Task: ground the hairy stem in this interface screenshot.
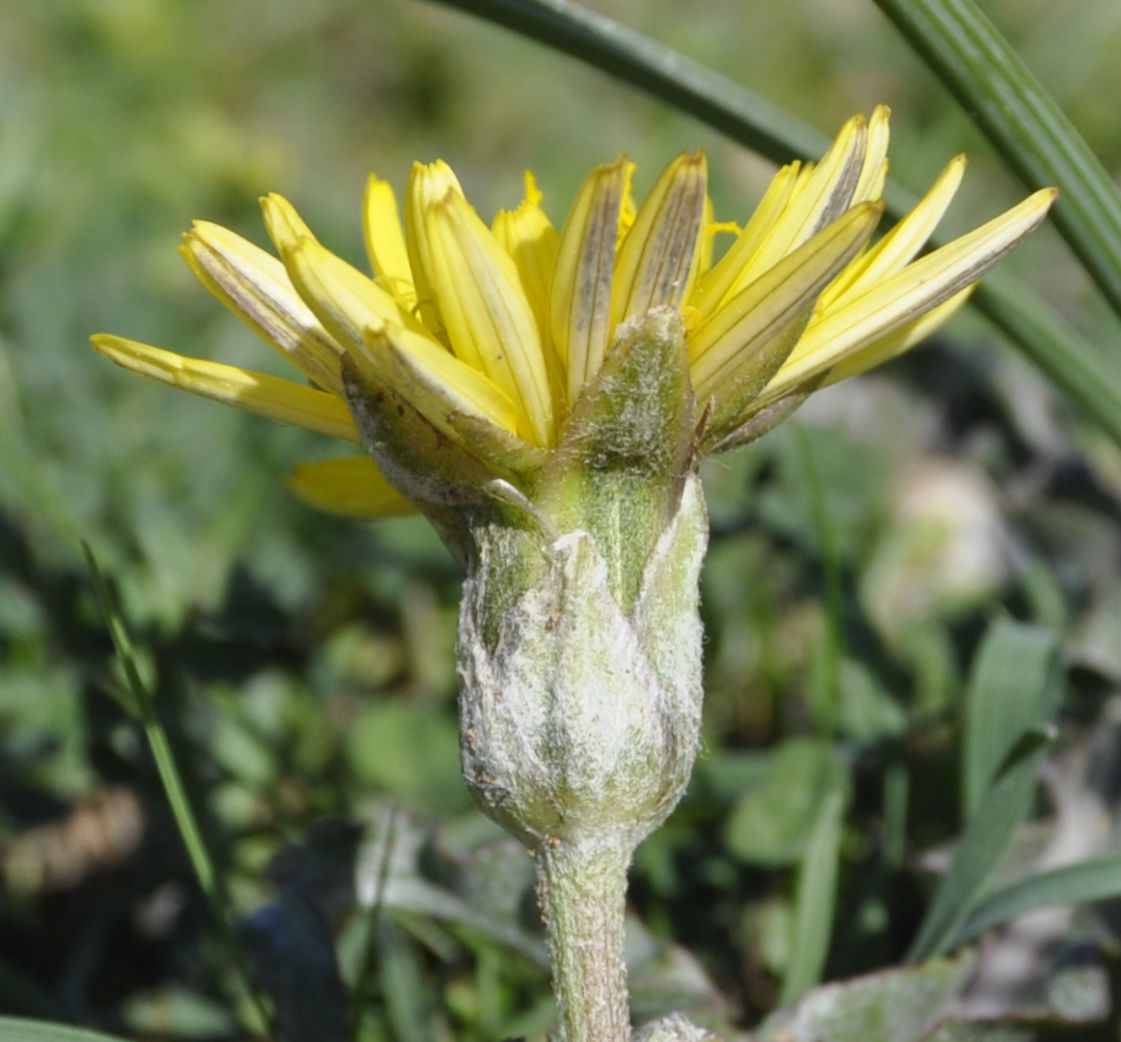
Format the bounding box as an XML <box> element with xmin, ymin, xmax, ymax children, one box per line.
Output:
<box><xmin>536</xmin><ymin>837</ymin><xmax>632</xmax><ymax>1042</ymax></box>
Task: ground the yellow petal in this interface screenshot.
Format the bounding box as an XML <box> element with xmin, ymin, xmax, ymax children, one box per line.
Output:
<box><xmin>91</xmin><ymin>334</ymin><xmax>360</xmax><ymax>442</ymax></box>
<box><xmin>423</xmin><ymin>189</ymin><xmax>554</xmax><ymax>445</ymax></box>
<box><xmin>181</xmin><ymin>221</ymin><xmax>344</xmax><ymax>395</ymax></box>
<box><xmin>259</xmin><ymin>191</ymin><xmax>315</xmax><ymax>249</ymax></box>
<box><xmin>492</xmin><ymin>174</ymin><xmax>560</xmax><ymax>341</ymax></box>
<box><xmin>689</xmin><ymin>160</ymin><xmax>802</xmax><ymax>320</ymax></box>
<box><xmin>280</xmin><ymin>235</ymin><xmax>424</xmax><ymax>356</ymax></box>
<box><xmin>852</xmin><ymin>104</ymin><xmax>892</xmax><ymax>204</ymax></box>
<box><xmin>823</xmin><ymin>286</ymin><xmax>974</xmax><ymax>386</ymax></box>
<box><xmin>611</xmin><ymin>151</ymin><xmax>708</xmax><ymax>329</ymax></box>
<box><xmin>766</xmin><ymin>187</ymin><xmax>1058</xmax><ymax>399</ymax></box>
<box><xmin>689</xmin><ymin>201</ymin><xmax>884</xmax><ymax>397</ymax></box>
<box><xmin>820</xmin><ymin>155</ymin><xmax>965</xmax><ymax>308</ymax></box>
<box><xmin>618</xmin><ymin>161</ymin><xmax>637</xmax><ymax>239</ymax></box>
<box><xmin>287</xmin><ymin>456</ymin><xmax>416</xmax><ymax>518</ymax></box>
<box><xmin>364</xmin><ymin>321</ymin><xmax>521</xmax><ymax>444</ymax></box>
<box><xmin>363</xmin><ymin>174</ymin><xmax>416</xmax><ymax>308</ymax></box>
<box><xmin>550</xmin><ymin>158</ymin><xmax>628</xmax><ymax>404</ymax></box>
<box><xmin>747</xmin><ymin>113</ymin><xmax>871</xmax><ymax>273</ymax></box>
<box><xmin>405</xmin><ymin>159</ymin><xmax>464</xmax><ymax>339</ymax></box>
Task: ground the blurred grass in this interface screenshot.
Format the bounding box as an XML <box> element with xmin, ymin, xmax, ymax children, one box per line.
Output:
<box><xmin>3</xmin><ymin>1</ymin><xmax>1121</xmax><ymax>1039</ymax></box>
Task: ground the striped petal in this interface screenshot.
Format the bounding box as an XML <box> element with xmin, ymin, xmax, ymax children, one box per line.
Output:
<box><xmin>405</xmin><ymin>160</ymin><xmax>464</xmax><ymax>339</ymax></box>
<box><xmin>91</xmin><ymin>334</ymin><xmax>359</xmax><ymax>441</ymax></box>
<box><xmin>181</xmin><ymin>221</ymin><xmax>344</xmax><ymax>395</ymax></box>
<box><xmin>278</xmin><ymin>234</ymin><xmax>424</xmax><ymax>356</ymax></box>
<box><xmin>287</xmin><ymin>456</ymin><xmax>416</xmax><ymax>518</ymax></box>
<box><xmin>550</xmin><ymin>158</ymin><xmax>629</xmax><ymax>404</ymax></box>
<box><xmin>421</xmin><ymin>187</ymin><xmax>554</xmax><ymax>445</ymax></box>
<box><xmin>820</xmin><ymin>155</ymin><xmax>966</xmax><ymax>308</ymax></box>
<box><xmin>689</xmin><ymin>161</ymin><xmax>802</xmax><ymax>320</ymax></box>
<box><xmin>363</xmin><ymin>321</ymin><xmax>521</xmax><ymax>445</ymax></box>
<box><xmin>689</xmin><ymin>201</ymin><xmax>884</xmax><ymax>396</ymax></box>
<box><xmin>611</xmin><ymin>151</ymin><xmax>707</xmax><ymax>330</ymax></box>
<box><xmin>852</xmin><ymin>104</ymin><xmax>892</xmax><ymax>204</ymax></box>
<box><xmin>764</xmin><ymin>188</ymin><xmax>1058</xmax><ymax>400</ymax></box>
<box><xmin>823</xmin><ymin>286</ymin><xmax>974</xmax><ymax>386</ymax></box>
<box><xmin>746</xmin><ymin>112</ymin><xmax>871</xmax><ymax>274</ymax></box>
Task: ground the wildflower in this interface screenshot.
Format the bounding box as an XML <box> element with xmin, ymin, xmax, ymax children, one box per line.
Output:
<box><xmin>92</xmin><ymin>109</ymin><xmax>1056</xmax><ymax>1042</ymax></box>
<box><xmin>93</xmin><ymin>106</ymin><xmax>1055</xmax><ymax>521</ymax></box>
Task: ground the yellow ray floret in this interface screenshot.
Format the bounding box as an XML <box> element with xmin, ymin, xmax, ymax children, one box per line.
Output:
<box><xmin>611</xmin><ymin>151</ymin><xmax>708</xmax><ymax>329</ymax></box>
<box><xmin>550</xmin><ymin>158</ymin><xmax>629</xmax><ymax>404</ymax></box>
<box><xmin>181</xmin><ymin>221</ymin><xmax>344</xmax><ymax>395</ymax></box>
<box><xmin>363</xmin><ymin>174</ymin><xmax>417</xmax><ymax>308</ymax></box>
<box><xmin>95</xmin><ymin>107</ymin><xmax>1057</xmax><ymax>518</ymax></box>
<box><xmin>287</xmin><ymin>456</ymin><xmax>416</xmax><ymax>518</ymax></box>
<box><xmin>91</xmin><ymin>334</ymin><xmax>360</xmax><ymax>442</ymax></box>
<box><xmin>766</xmin><ymin>187</ymin><xmax>1057</xmax><ymax>400</ymax></box>
<box><xmin>419</xmin><ymin>189</ymin><xmax>554</xmax><ymax>445</ymax></box>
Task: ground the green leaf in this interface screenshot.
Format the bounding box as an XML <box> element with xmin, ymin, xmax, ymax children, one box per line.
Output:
<box><xmin>780</xmin><ymin>789</ymin><xmax>846</xmax><ymax>1006</ymax></box>
<box><xmin>907</xmin><ymin>728</ymin><xmax>1055</xmax><ymax>963</ymax></box>
<box><xmin>0</xmin><ymin>1019</ymin><xmax>133</xmax><ymax>1042</ymax></box>
<box><xmin>908</xmin><ymin>619</ymin><xmax>1062</xmax><ymax>961</ymax></box>
<box><xmin>962</xmin><ymin>621</ymin><xmax>1061</xmax><ymax>819</ymax></box>
<box><xmin>724</xmin><ymin>738</ymin><xmax>848</xmax><ymax>866</ymax></box>
<box><xmin>756</xmin><ymin>952</ymin><xmax>975</xmax><ymax>1042</ymax></box>
<box><xmin>955</xmin><ymin>852</ymin><xmax>1121</xmax><ymax>946</ymax></box>
<box><xmin>427</xmin><ymin>0</ymin><xmax>1121</xmax><ymax>447</ymax></box>
<box><xmin>870</xmin><ymin>0</ymin><xmax>1121</xmax><ymax>325</ymax></box>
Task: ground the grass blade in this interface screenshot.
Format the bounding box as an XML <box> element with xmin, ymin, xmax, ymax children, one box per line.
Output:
<box><xmin>871</xmin><ymin>0</ymin><xmax>1121</xmax><ymax>324</ymax></box>
<box><xmin>426</xmin><ymin>0</ymin><xmax>1121</xmax><ymax>446</ymax></box>
<box><xmin>82</xmin><ymin>542</ymin><xmax>273</xmax><ymax>1037</ymax></box>
<box><xmin>954</xmin><ymin>853</ymin><xmax>1121</xmax><ymax>946</ymax></box>
<box><xmin>780</xmin><ymin>789</ymin><xmax>845</xmax><ymax>1006</ymax></box>
<box><xmin>962</xmin><ymin>620</ymin><xmax>1060</xmax><ymax>819</ymax></box>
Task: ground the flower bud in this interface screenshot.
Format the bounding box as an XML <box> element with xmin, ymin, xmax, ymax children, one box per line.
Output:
<box><xmin>458</xmin><ymin>471</ymin><xmax>706</xmax><ymax>844</ymax></box>
<box><xmin>447</xmin><ymin>310</ymin><xmax>708</xmax><ymax>846</ymax></box>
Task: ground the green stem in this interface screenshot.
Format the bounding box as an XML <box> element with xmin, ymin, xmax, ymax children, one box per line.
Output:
<box><xmin>871</xmin><ymin>0</ymin><xmax>1121</xmax><ymax>324</ymax></box>
<box><xmin>536</xmin><ymin>838</ymin><xmax>631</xmax><ymax>1042</ymax></box>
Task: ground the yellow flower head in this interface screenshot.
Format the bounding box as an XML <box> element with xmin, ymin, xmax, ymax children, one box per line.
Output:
<box><xmin>93</xmin><ymin>107</ymin><xmax>1055</xmax><ymax>519</ymax></box>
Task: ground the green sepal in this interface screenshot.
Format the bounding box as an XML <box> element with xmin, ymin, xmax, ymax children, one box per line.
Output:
<box><xmin>342</xmin><ymin>360</ymin><xmax>545</xmax><ymax>559</ymax></box>
<box><xmin>707</xmin><ymin>376</ymin><xmax>824</xmax><ymax>453</ymax></box>
<box><xmin>540</xmin><ymin>306</ymin><xmax>696</xmax><ymax>610</ymax></box>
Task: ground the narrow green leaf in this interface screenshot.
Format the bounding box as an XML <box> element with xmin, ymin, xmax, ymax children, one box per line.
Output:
<box><xmin>906</xmin><ymin>727</ymin><xmax>1055</xmax><ymax>963</ymax></box>
<box><xmin>425</xmin><ymin>0</ymin><xmax>1121</xmax><ymax>446</ymax></box>
<box><xmin>871</xmin><ymin>0</ymin><xmax>1121</xmax><ymax>324</ymax></box>
<box><xmin>0</xmin><ymin>1019</ymin><xmax>133</xmax><ymax>1042</ymax></box>
<box><xmin>910</xmin><ymin>619</ymin><xmax>1062</xmax><ymax>962</ymax></box>
<box><xmin>955</xmin><ymin>853</ymin><xmax>1121</xmax><ymax>947</ymax></box>
<box><xmin>962</xmin><ymin>620</ymin><xmax>1060</xmax><ymax>819</ymax></box>
<box><xmin>82</xmin><ymin>543</ymin><xmax>272</xmax><ymax>1038</ymax></box>
<box><xmin>780</xmin><ymin>790</ymin><xmax>845</xmax><ymax>1006</ymax></box>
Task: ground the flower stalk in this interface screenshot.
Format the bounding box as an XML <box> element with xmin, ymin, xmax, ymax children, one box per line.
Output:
<box><xmin>537</xmin><ymin>838</ymin><xmax>632</xmax><ymax>1042</ymax></box>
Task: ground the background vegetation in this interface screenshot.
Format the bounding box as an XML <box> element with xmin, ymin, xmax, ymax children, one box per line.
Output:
<box><xmin>2</xmin><ymin>1</ymin><xmax>1121</xmax><ymax>1039</ymax></box>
